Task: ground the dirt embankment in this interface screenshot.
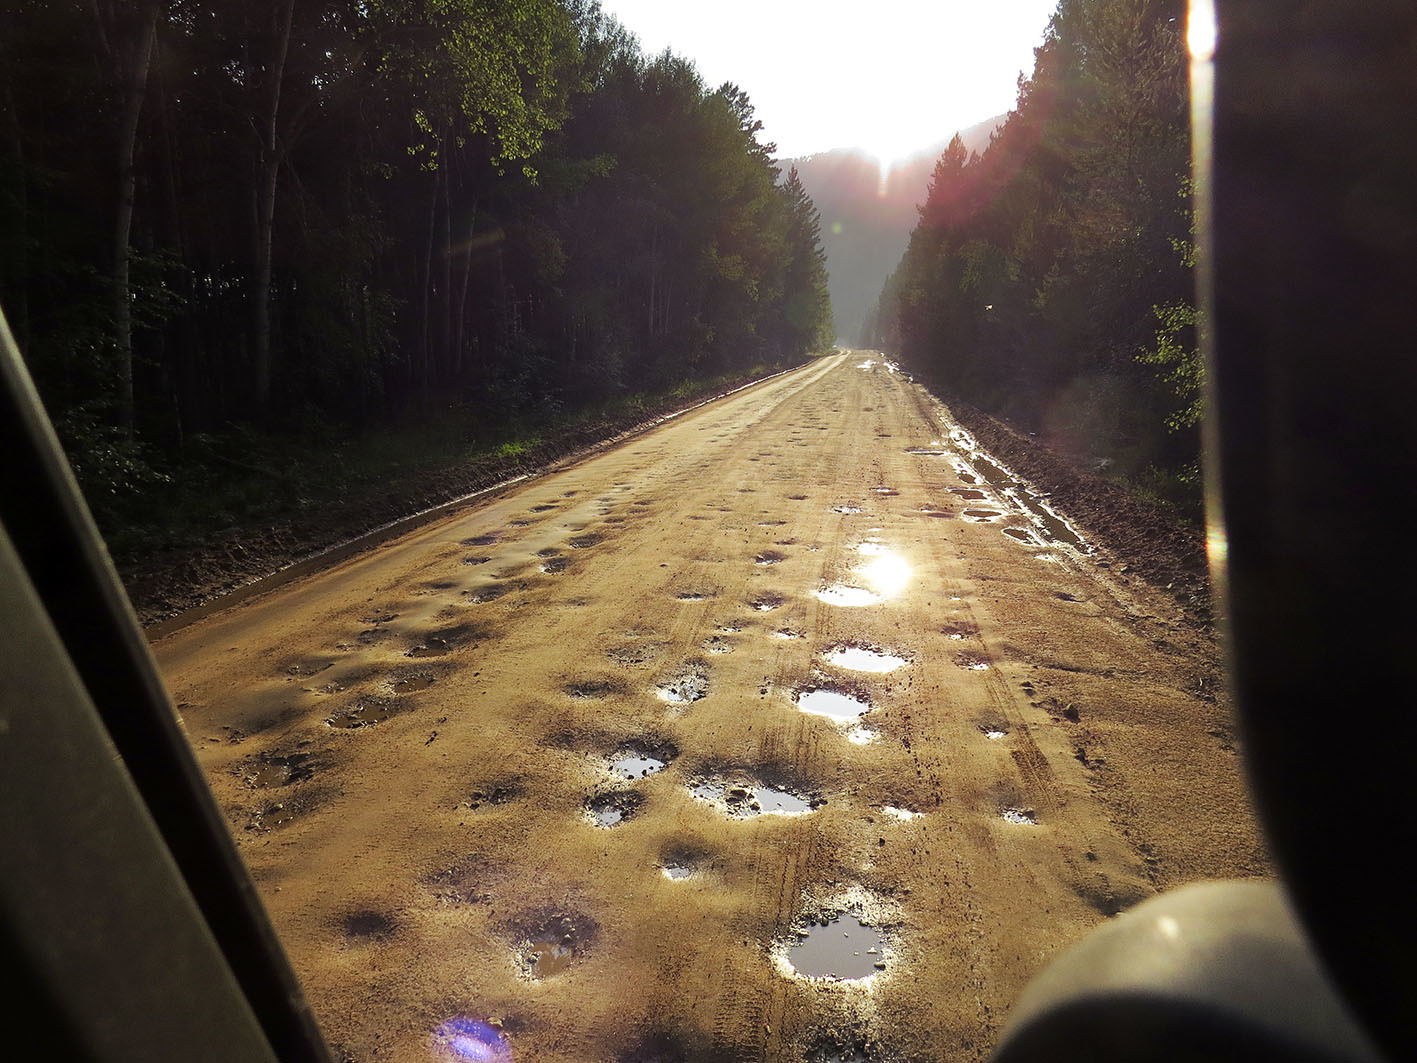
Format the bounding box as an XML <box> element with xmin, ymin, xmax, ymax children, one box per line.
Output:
<box><xmin>941</xmin><ymin>397</ymin><xmax>1213</xmax><ymax>626</ymax></box>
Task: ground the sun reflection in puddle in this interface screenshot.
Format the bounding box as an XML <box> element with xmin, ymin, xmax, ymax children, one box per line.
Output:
<box><xmin>432</xmin><ymin>1018</ymin><xmax>512</xmax><ymax>1062</ymax></box>
<box><xmin>815</xmin><ymin>584</ymin><xmax>882</xmax><ymax>607</ymax></box>
<box><xmin>823</xmin><ymin>645</ymin><xmax>907</xmax><ymax>673</ymax></box>
<box><xmin>856</xmin><ymin>552</ymin><xmax>911</xmax><ymax>598</ymax></box>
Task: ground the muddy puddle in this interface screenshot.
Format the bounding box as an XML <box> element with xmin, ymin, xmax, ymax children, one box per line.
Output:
<box><xmin>831</xmin><ymin>504</ymin><xmax>863</xmax><ymax>514</ymax></box>
<box><xmin>822</xmin><ymin>645</ymin><xmax>907</xmax><ymax>674</ymax></box>
<box><xmin>521</xmin><ymin>914</ymin><xmax>592</xmax><ymax>978</ymax></box>
<box><xmin>751</xmin><ymin>593</ymin><xmax>786</xmax><ymax>612</ymax></box>
<box><xmin>1001</xmin><ymin>807</ymin><xmax>1037</xmax><ymax>825</ymax></box>
<box><xmin>327</xmin><ymin>696</ymin><xmax>399</xmax><ymax>728</ymax></box>
<box><xmin>788</xmin><ymin>912</ymin><xmax>888</xmax><ymax>980</ymax></box>
<box><xmin>691</xmin><ymin>778</ymin><xmax>819</xmax><ymax>817</ymax></box>
<box><xmin>964</xmin><ymin>508</ymin><xmax>1003</xmax><ymax>521</ymax></box>
<box><xmin>796</xmin><ymin>687</ymin><xmax>871</xmax><ymax>722</ymax></box>
<box><xmin>754</xmin><ymin>550</ymin><xmax>786</xmax><ymax>565</ymax></box>
<box><xmin>660</xmin><ymin>864</ymin><xmax>694</xmax><ymax>880</ymax></box>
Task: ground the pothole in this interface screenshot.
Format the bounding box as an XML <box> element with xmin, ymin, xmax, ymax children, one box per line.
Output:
<box><xmin>569</xmin><ymin>533</ymin><xmax>603</xmax><ymax>549</ymax></box>
<box><xmin>755</xmin><ymin>551</ymin><xmax>786</xmax><ymax>565</ymax></box>
<box><xmin>462</xmin><ymin>779</ymin><xmax>524</xmax><ymax>810</ymax></box>
<box><xmin>520</xmin><ymin>914</ymin><xmax>594</xmax><ymax>978</ymax></box>
<box><xmin>964</xmin><ymin>508</ymin><xmax>1003</xmax><ymax>521</ymax></box>
<box><xmin>956</xmin><ymin>653</ymin><xmax>991</xmax><ymax>671</ymax></box>
<box><xmin>657</xmin><ymin>669</ymin><xmax>709</xmax><ymax>704</ymax></box>
<box><xmin>566</xmin><ymin>679</ymin><xmax>625</xmax><ymax>700</ymax></box>
<box><xmin>822</xmin><ymin>645</ymin><xmax>907</xmax><ymax>673</ymax></box>
<box><xmin>463</xmin><ymin>584</ymin><xmax>508</xmax><ymax>604</ymax></box>
<box><xmin>462</xmin><ymin>534</ymin><xmax>500</xmax><ymax>546</ymax></box>
<box><xmin>242</xmin><ymin>752</ymin><xmax>315</xmax><ymax>788</ymax></box>
<box><xmin>786</xmin><ymin>911</ymin><xmax>888</xmax><ymax>981</ymax></box>
<box><xmin>690</xmin><ymin>777</ymin><xmax>820</xmax><ymax>817</ymax></box>
<box><xmin>751</xmin><ymin>593</ymin><xmax>786</xmax><ymax>612</ymax></box>
<box><xmin>950</xmin><ymin>488</ymin><xmax>988</xmax><ymax>500</ymax></box>
<box><xmin>814</xmin><ymin>584</ymin><xmax>882</xmax><ymax>607</ymax></box>
<box><xmin>343</xmin><ymin>910</ymin><xmax>398</xmax><ymax>942</ymax></box>
<box><xmin>610</xmin><ymin>746</ymin><xmax>673</xmax><ymax>779</ymax></box>
<box><xmin>771</xmin><ymin>627</ymin><xmax>805</xmax><ymax>640</ymax></box>
<box><xmin>702</xmin><ymin>635</ymin><xmax>734</xmax><ymax>655</ymax></box>
<box><xmin>1001</xmin><ymin>807</ymin><xmax>1037</xmax><ymax>825</ymax></box>
<box><xmin>407</xmin><ymin>624</ymin><xmax>483</xmax><ymax>658</ymax></box>
<box><xmin>872</xmin><ymin>488</ymin><xmax>899</xmax><ymax>496</ymax></box>
<box><xmin>831</xmin><ymin>504</ymin><xmax>863</xmax><ymax>515</ymax></box>
<box><xmin>881</xmin><ymin>806</ymin><xmax>923</xmax><ymax>821</ymax></box>
<box><xmin>462</xmin><ymin>555</ymin><xmax>491</xmax><ymax>565</ymax></box>
<box><xmin>1003</xmin><ymin>528</ymin><xmax>1037</xmax><ymax>544</ymax></box>
<box><xmin>541</xmin><ymin>556</ymin><xmax>569</xmax><ymax>573</ymax></box>
<box><xmin>676</xmin><ymin>591</ymin><xmax>713</xmax><ymax>602</ymax></box>
<box><xmin>796</xmin><ymin>687</ymin><xmax>871</xmax><ymax>722</ymax></box>
<box><xmin>586</xmin><ymin>790</ymin><xmax>645</xmax><ymax>828</ymax></box>
<box><xmin>661</xmin><ymin>864</ymin><xmax>694</xmax><ymax>880</ymax></box>
<box><xmin>607</xmin><ymin>642</ymin><xmax>662</xmax><ymax>666</ymax></box>
<box><xmin>327</xmin><ymin>695</ymin><xmax>399</xmax><ymax>728</ymax></box>
<box><xmin>846</xmin><ymin>728</ymin><xmax>879</xmax><ymax>745</ymax></box>
<box><xmin>982</xmin><ymin>728</ymin><xmax>1009</xmax><ymax>740</ymax></box>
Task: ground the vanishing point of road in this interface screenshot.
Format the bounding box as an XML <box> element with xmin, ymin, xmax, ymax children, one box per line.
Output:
<box><xmin>154</xmin><ymin>352</ymin><xmax>1267</xmax><ymax>1062</ymax></box>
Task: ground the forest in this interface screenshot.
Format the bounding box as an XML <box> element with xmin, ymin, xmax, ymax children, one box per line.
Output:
<box><xmin>0</xmin><ymin>0</ymin><xmax>832</xmax><ymax>539</ymax></box>
<box><xmin>865</xmin><ymin>0</ymin><xmax>1200</xmax><ymax>508</ymax></box>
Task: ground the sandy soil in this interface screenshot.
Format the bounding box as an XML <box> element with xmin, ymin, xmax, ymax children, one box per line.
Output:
<box><xmin>153</xmin><ymin>353</ymin><xmax>1269</xmax><ymax>1063</ymax></box>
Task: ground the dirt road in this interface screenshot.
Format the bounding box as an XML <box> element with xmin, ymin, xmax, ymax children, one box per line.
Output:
<box><xmin>154</xmin><ymin>353</ymin><xmax>1268</xmax><ymax>1063</ymax></box>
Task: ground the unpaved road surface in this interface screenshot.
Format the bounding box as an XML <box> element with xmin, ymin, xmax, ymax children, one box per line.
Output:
<box><xmin>155</xmin><ymin>353</ymin><xmax>1268</xmax><ymax>1063</ymax></box>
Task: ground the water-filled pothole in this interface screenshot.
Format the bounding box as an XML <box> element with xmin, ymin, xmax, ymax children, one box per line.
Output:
<box><xmin>1003</xmin><ymin>528</ymin><xmax>1037</xmax><ymax>544</ymax></box>
<box><xmin>702</xmin><ymin>635</ymin><xmax>734</xmax><ymax>655</ymax></box>
<box><xmin>823</xmin><ymin>645</ymin><xmax>906</xmax><ymax>673</ymax></box>
<box><xmin>691</xmin><ymin>778</ymin><xmax>819</xmax><ymax>817</ymax></box>
<box><xmin>327</xmin><ymin>696</ymin><xmax>399</xmax><ymax>728</ymax></box>
<box><xmin>950</xmin><ymin>488</ymin><xmax>988</xmax><ymax>500</ymax></box>
<box><xmin>541</xmin><ymin>556</ymin><xmax>569</xmax><ymax>573</ymax></box>
<box><xmin>570</xmin><ymin>533</ymin><xmax>603</xmax><ymax>549</ymax></box>
<box><xmin>521</xmin><ymin>914</ymin><xmax>593</xmax><ymax>978</ymax></box>
<box><xmin>462</xmin><ymin>533</ymin><xmax>500</xmax><ymax>546</ymax></box>
<box><xmin>796</xmin><ymin>687</ymin><xmax>871</xmax><ymax>721</ymax></box>
<box><xmin>751</xmin><ymin>593</ymin><xmax>786</xmax><ymax>612</ymax></box>
<box><xmin>815</xmin><ymin>584</ymin><xmax>882</xmax><ymax>607</ymax></box>
<box><xmin>566</xmin><ymin>679</ymin><xmax>624</xmax><ymax>700</ymax></box>
<box><xmin>661</xmin><ymin>864</ymin><xmax>694</xmax><ymax>880</ymax></box>
<box><xmin>432</xmin><ymin>1018</ymin><xmax>512</xmax><ymax>1062</ymax></box>
<box><xmin>964</xmin><ymin>508</ymin><xmax>1003</xmax><ymax>521</ymax></box>
<box><xmin>789</xmin><ymin>912</ymin><xmax>887</xmax><ymax>980</ymax></box>
<box><xmin>611</xmin><ymin>748</ymin><xmax>671</xmax><ymax>779</ymax></box>
<box><xmin>462</xmin><ymin>555</ymin><xmax>491</xmax><ymax>566</ymax></box>
<box><xmin>586</xmin><ymin>790</ymin><xmax>644</xmax><ymax>828</ymax></box>
<box><xmin>1001</xmin><ymin>807</ymin><xmax>1037</xmax><ymax>825</ymax></box>
<box><xmin>755</xmin><ymin>551</ymin><xmax>786</xmax><ymax>565</ymax></box>
<box><xmin>831</xmin><ymin>504</ymin><xmax>863</xmax><ymax>515</ymax></box>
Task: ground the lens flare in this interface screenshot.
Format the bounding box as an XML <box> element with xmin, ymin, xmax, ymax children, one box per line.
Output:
<box><xmin>433</xmin><ymin>1018</ymin><xmax>512</xmax><ymax>1062</ymax></box>
<box><xmin>1187</xmin><ymin>0</ymin><xmax>1217</xmax><ymax>62</ymax></box>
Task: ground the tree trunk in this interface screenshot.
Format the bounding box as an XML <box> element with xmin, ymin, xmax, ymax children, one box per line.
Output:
<box><xmin>252</xmin><ymin>0</ymin><xmax>296</xmax><ymax>422</ymax></box>
<box><xmin>453</xmin><ymin>196</ymin><xmax>478</xmax><ymax>378</ymax></box>
<box><xmin>105</xmin><ymin>0</ymin><xmax>159</xmax><ymax>434</ymax></box>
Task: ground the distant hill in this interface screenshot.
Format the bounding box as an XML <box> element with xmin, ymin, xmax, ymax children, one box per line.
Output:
<box><xmin>784</xmin><ymin>114</ymin><xmax>1004</xmax><ymax>344</ymax></box>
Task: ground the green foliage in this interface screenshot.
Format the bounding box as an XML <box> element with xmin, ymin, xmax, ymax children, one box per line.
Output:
<box><xmin>867</xmin><ymin>0</ymin><xmax>1195</xmax><ymax>487</ymax></box>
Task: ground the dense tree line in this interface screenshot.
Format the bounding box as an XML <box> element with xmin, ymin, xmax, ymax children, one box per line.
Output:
<box><xmin>865</xmin><ymin>0</ymin><xmax>1200</xmax><ymax>499</ymax></box>
<box><xmin>1</xmin><ymin>0</ymin><xmax>832</xmax><ymax>508</ymax></box>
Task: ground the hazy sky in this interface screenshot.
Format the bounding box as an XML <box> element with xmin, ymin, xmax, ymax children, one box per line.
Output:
<box><xmin>599</xmin><ymin>1</ymin><xmax>1059</xmax><ymax>165</ymax></box>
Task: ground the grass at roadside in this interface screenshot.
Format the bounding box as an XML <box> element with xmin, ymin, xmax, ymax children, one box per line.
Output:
<box><xmin>97</xmin><ymin>363</ymin><xmax>784</xmax><ymax>564</ymax></box>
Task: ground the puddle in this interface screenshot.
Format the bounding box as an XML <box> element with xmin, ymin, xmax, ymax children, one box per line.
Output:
<box><xmin>676</xmin><ymin>591</ymin><xmax>712</xmax><ymax>602</ymax></box>
<box><xmin>249</xmin><ymin>802</ymin><xmax>298</xmax><ymax>830</ymax></box>
<box><xmin>691</xmin><ymin>778</ymin><xmax>817</xmax><ymax>817</ymax></box>
<box><xmin>244</xmin><ymin>753</ymin><xmax>314</xmax><ymax>787</ymax></box>
<box><xmin>1003</xmin><ymin>528</ymin><xmax>1037</xmax><ymax>544</ymax></box>
<box><xmin>823</xmin><ymin>645</ymin><xmax>907</xmax><ymax>673</ymax></box>
<box><xmin>964</xmin><ymin>508</ymin><xmax>1003</xmax><ymax>521</ymax></box>
<box><xmin>541</xmin><ymin>556</ymin><xmax>569</xmax><ymax>573</ymax></box>
<box><xmin>957</xmin><ymin>471</ymin><xmax>978</xmax><ymax>485</ymax></box>
<box><xmin>702</xmin><ymin>635</ymin><xmax>734</xmax><ymax>655</ymax></box>
<box><xmin>831</xmin><ymin>505</ymin><xmax>863</xmax><ymax>514</ymax></box>
<box><xmin>432</xmin><ymin>1018</ymin><xmax>512</xmax><ymax>1063</ymax></box>
<box><xmin>815</xmin><ymin>584</ymin><xmax>881</xmax><ymax>607</ymax></box>
<box><xmin>570</xmin><ymin>533</ymin><xmax>603</xmax><ymax>549</ymax></box>
<box><xmin>1014</xmin><ymin>493</ymin><xmax>1086</xmax><ymax>547</ymax></box>
<box><xmin>771</xmin><ymin>627</ymin><xmax>805</xmax><ymax>640</ymax></box>
<box><xmin>755</xmin><ymin>551</ymin><xmax>786</xmax><ymax>565</ymax></box>
<box><xmin>611</xmin><ymin>750</ymin><xmax>669</xmax><ymax>779</ymax></box>
<box><xmin>530</xmin><ymin>504</ymin><xmax>558</xmax><ymax>512</ymax></box>
<box><xmin>661</xmin><ymin>864</ymin><xmax>694</xmax><ymax>880</ymax></box>
<box><xmin>949</xmin><ymin>488</ymin><xmax>988</xmax><ymax>500</ymax></box>
<box><xmin>751</xmin><ymin>593</ymin><xmax>786</xmax><ymax>612</ymax></box>
<box><xmin>789</xmin><ymin>913</ymin><xmax>887</xmax><ymax>980</ymax></box>
<box><xmin>956</xmin><ymin>653</ymin><xmax>991</xmax><ymax>671</ymax></box>
<box><xmin>904</xmin><ymin>447</ymin><xmax>948</xmax><ymax>456</ymax></box>
<box><xmin>1001</xmin><ymin>807</ymin><xmax>1037</xmax><ymax>825</ymax></box>
<box><xmin>657</xmin><ymin>669</ymin><xmax>709</xmax><ymax>704</ymax></box>
<box><xmin>327</xmin><ymin>696</ymin><xmax>398</xmax><ymax>728</ymax></box>
<box><xmin>983</xmin><ymin>729</ymin><xmax>1008</xmax><ymax>740</ymax></box>
<box><xmin>461</xmin><ymin>555</ymin><xmax>492</xmax><ymax>566</ymax></box>
<box><xmin>972</xmin><ymin>455</ymin><xmax>1018</xmax><ymax>489</ymax></box>
<box><xmin>872</xmin><ymin>487</ymin><xmax>899</xmax><ymax>496</ymax></box>
<box><xmin>846</xmin><ymin>728</ymin><xmax>878</xmax><ymax>745</ymax></box>
<box><xmin>856</xmin><ymin>553</ymin><xmax>912</xmax><ymax>597</ymax></box>
<box><xmin>523</xmin><ymin>914</ymin><xmax>590</xmax><ymax>977</ymax></box>
<box><xmin>796</xmin><ymin>687</ymin><xmax>871</xmax><ymax>721</ymax></box>
<box><xmin>586</xmin><ymin>790</ymin><xmax>644</xmax><ymax>828</ymax></box>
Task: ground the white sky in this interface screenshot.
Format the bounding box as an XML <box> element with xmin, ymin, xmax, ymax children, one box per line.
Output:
<box><xmin>599</xmin><ymin>1</ymin><xmax>1059</xmax><ymax>165</ymax></box>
